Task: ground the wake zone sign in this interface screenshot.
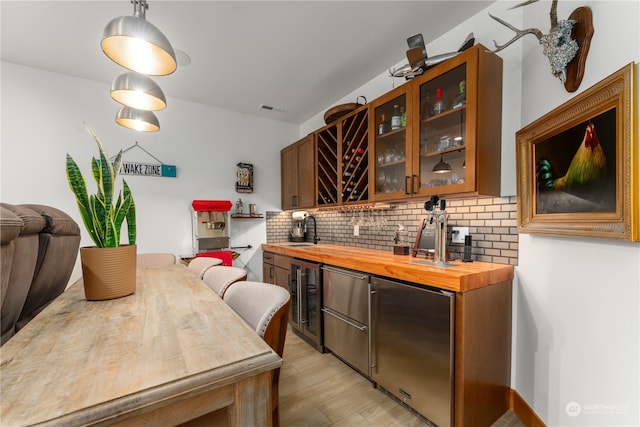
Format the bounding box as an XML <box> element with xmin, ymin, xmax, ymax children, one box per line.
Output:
<box><xmin>120</xmin><ymin>162</ymin><xmax>177</xmax><ymax>178</ymax></box>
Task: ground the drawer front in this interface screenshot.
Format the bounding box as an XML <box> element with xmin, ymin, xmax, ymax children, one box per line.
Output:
<box><xmin>323</xmin><ymin>310</ymin><xmax>369</xmax><ymax>377</ymax></box>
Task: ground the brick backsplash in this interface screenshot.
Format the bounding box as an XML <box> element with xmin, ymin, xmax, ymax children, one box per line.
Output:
<box><xmin>266</xmin><ymin>196</ymin><xmax>518</xmax><ymax>265</ymax></box>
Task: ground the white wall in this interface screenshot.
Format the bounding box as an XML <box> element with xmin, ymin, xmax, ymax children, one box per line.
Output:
<box><xmin>515</xmin><ymin>1</ymin><xmax>640</xmax><ymax>426</ymax></box>
<box><xmin>0</xmin><ymin>62</ymin><xmax>298</xmax><ymax>281</ymax></box>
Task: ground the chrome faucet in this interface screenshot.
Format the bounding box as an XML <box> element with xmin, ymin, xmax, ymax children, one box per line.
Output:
<box><xmin>304</xmin><ymin>214</ymin><xmax>320</xmax><ymax>244</ymax></box>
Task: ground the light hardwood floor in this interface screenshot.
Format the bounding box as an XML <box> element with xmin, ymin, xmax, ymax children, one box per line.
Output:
<box><xmin>279</xmin><ymin>327</ymin><xmax>524</xmax><ymax>427</ymax></box>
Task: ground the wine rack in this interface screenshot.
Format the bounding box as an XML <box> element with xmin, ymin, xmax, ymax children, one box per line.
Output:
<box><xmin>340</xmin><ymin>108</ymin><xmax>369</xmax><ymax>203</ymax></box>
<box><xmin>316</xmin><ymin>124</ymin><xmax>338</xmax><ymax>206</ymax></box>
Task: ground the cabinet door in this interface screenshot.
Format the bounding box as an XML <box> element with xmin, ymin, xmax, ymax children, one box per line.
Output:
<box><xmin>281</xmin><ymin>144</ymin><xmax>298</xmax><ymax>210</ymax></box>
<box><xmin>370</xmin><ymin>85</ymin><xmax>413</xmax><ymax>201</ymax></box>
<box><xmin>296</xmin><ymin>135</ymin><xmax>316</xmax><ymax>208</ymax></box>
<box><xmin>411</xmin><ymin>44</ymin><xmax>502</xmax><ymax>198</ymax></box>
<box><xmin>281</xmin><ymin>134</ymin><xmax>316</xmax><ymax>210</ymax></box>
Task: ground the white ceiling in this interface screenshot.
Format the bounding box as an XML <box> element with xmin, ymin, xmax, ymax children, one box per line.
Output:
<box><xmin>1</xmin><ymin>1</ymin><xmax>495</xmax><ymax>125</ymax></box>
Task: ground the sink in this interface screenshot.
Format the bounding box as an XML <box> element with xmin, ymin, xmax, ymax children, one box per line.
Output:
<box><xmin>281</xmin><ymin>243</ymin><xmax>317</xmax><ymax>247</ymax></box>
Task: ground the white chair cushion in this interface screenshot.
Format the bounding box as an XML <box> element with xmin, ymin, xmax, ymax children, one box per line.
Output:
<box><xmin>202</xmin><ymin>266</ymin><xmax>247</xmax><ymax>297</ymax></box>
<box><xmin>223</xmin><ymin>281</ymin><xmax>290</xmax><ymax>338</ymax></box>
<box><xmin>187</xmin><ymin>257</ymin><xmax>223</xmax><ymax>279</ymax></box>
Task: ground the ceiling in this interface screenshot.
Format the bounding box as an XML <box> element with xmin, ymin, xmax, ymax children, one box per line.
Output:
<box><xmin>1</xmin><ymin>1</ymin><xmax>495</xmax><ymax>125</ymax></box>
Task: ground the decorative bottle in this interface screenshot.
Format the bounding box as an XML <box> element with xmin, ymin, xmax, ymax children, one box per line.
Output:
<box><xmin>451</xmin><ymin>80</ymin><xmax>466</xmax><ymax>109</ymax></box>
<box><xmin>400</xmin><ymin>106</ymin><xmax>407</xmax><ymax>127</ymax></box>
<box><xmin>378</xmin><ymin>114</ymin><xmax>388</xmax><ymax>135</ymax></box>
<box><xmin>391</xmin><ymin>104</ymin><xmax>401</xmax><ymax>130</ymax></box>
<box><xmin>433</xmin><ymin>87</ymin><xmax>444</xmax><ymax>114</ymax></box>
<box><xmin>421</xmin><ymin>90</ymin><xmax>434</xmax><ymax>119</ymax></box>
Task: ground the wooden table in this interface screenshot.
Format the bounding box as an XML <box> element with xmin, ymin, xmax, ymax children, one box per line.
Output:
<box><xmin>0</xmin><ymin>264</ymin><xmax>281</xmax><ymax>426</ymax></box>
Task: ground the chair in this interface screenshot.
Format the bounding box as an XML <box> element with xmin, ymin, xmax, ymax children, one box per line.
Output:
<box><xmin>202</xmin><ymin>265</ymin><xmax>247</xmax><ymax>298</ymax></box>
<box><xmin>137</xmin><ymin>253</ymin><xmax>176</xmax><ymax>268</ymax></box>
<box><xmin>187</xmin><ymin>257</ymin><xmax>223</xmax><ymax>279</ymax></box>
<box><xmin>222</xmin><ymin>281</ymin><xmax>291</xmax><ymax>427</ymax></box>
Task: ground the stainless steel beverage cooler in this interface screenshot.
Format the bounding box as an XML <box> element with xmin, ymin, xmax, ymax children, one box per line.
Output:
<box><xmin>191</xmin><ymin>200</ymin><xmax>232</xmax><ymax>253</ymax></box>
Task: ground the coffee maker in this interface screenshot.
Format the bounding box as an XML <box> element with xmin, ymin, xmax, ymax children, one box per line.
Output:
<box><xmin>290</xmin><ymin>211</ymin><xmax>307</xmax><ymax>242</ymax></box>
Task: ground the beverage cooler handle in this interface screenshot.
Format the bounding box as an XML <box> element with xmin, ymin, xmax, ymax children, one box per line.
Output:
<box><xmin>296</xmin><ymin>268</ymin><xmax>303</xmax><ymax>326</ymax></box>
<box><xmin>369</xmin><ymin>285</ymin><xmax>378</xmax><ymax>373</ymax></box>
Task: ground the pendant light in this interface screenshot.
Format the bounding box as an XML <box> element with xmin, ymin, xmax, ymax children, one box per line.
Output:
<box><xmin>432</xmin><ymin>155</ymin><xmax>452</xmax><ymax>173</ymax></box>
<box><xmin>116</xmin><ymin>106</ymin><xmax>160</xmax><ymax>132</ymax></box>
<box><xmin>111</xmin><ymin>72</ymin><xmax>166</xmax><ymax>111</ymax></box>
<box><xmin>101</xmin><ymin>0</ymin><xmax>177</xmax><ymax>76</ymax></box>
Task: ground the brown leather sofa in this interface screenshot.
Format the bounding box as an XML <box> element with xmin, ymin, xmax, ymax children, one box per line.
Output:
<box><xmin>0</xmin><ymin>203</ymin><xmax>80</xmax><ymax>345</ymax></box>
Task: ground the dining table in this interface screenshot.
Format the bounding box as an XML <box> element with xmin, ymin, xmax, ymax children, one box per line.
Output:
<box><xmin>0</xmin><ymin>263</ymin><xmax>281</xmax><ymax>426</ymax></box>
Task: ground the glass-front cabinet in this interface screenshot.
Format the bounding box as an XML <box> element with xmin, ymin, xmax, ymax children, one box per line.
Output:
<box><xmin>371</xmin><ymin>44</ymin><xmax>503</xmax><ymax>201</ymax></box>
<box><xmin>370</xmin><ymin>86</ymin><xmax>412</xmax><ymax>201</ymax></box>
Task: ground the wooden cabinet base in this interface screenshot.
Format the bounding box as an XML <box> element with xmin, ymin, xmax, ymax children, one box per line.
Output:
<box><xmin>455</xmin><ymin>280</ymin><xmax>512</xmax><ymax>427</ymax></box>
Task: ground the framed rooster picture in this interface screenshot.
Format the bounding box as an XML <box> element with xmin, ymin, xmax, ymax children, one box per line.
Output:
<box><xmin>516</xmin><ymin>63</ymin><xmax>638</xmax><ymax>241</ymax></box>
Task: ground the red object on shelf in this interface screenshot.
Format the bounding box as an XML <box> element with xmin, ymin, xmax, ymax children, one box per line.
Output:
<box><xmin>191</xmin><ymin>200</ymin><xmax>232</xmax><ymax>212</ymax></box>
<box><xmin>196</xmin><ymin>251</ymin><xmax>233</xmax><ymax>266</ymax></box>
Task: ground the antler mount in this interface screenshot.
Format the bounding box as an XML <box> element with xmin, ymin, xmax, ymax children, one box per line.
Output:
<box><xmin>490</xmin><ymin>0</ymin><xmax>593</xmax><ymax>92</ymax></box>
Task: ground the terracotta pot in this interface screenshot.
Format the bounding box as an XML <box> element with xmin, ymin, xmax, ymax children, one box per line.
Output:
<box><xmin>80</xmin><ymin>245</ymin><xmax>137</xmax><ymax>300</ymax></box>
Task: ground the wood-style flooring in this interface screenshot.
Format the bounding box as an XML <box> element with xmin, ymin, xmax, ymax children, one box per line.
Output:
<box><xmin>279</xmin><ymin>327</ymin><xmax>524</xmax><ymax>427</ymax></box>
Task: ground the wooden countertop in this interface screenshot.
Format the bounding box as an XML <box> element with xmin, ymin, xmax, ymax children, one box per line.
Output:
<box><xmin>0</xmin><ymin>264</ymin><xmax>281</xmax><ymax>426</ymax></box>
<box><xmin>262</xmin><ymin>243</ymin><xmax>514</xmax><ymax>292</ymax></box>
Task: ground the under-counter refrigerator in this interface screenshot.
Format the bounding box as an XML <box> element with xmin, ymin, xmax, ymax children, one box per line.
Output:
<box><xmin>370</xmin><ymin>276</ymin><xmax>455</xmax><ymax>427</ymax></box>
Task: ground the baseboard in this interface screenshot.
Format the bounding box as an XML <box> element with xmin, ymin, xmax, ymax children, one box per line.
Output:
<box><xmin>510</xmin><ymin>389</ymin><xmax>546</xmax><ymax>427</ymax></box>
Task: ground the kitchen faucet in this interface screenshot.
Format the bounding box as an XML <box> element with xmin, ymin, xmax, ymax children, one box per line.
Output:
<box><xmin>304</xmin><ymin>214</ymin><xmax>320</xmax><ymax>244</ymax></box>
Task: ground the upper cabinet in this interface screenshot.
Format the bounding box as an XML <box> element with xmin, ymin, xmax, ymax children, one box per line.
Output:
<box><xmin>281</xmin><ymin>134</ymin><xmax>316</xmax><ymax>210</ymax></box>
<box><xmin>372</xmin><ymin>44</ymin><xmax>503</xmax><ymax>201</ymax></box>
<box><xmin>282</xmin><ymin>44</ymin><xmax>502</xmax><ymax>210</ymax></box>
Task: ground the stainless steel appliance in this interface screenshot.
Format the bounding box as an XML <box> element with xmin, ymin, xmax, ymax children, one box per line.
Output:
<box><xmin>370</xmin><ymin>276</ymin><xmax>455</xmax><ymax>427</ymax></box>
<box><xmin>290</xmin><ymin>259</ymin><xmax>323</xmax><ymax>351</ymax></box>
<box><xmin>321</xmin><ymin>266</ymin><xmax>370</xmax><ymax>377</ymax></box>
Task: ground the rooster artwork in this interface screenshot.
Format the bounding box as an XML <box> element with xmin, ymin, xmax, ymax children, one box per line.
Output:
<box><xmin>535</xmin><ymin>116</ymin><xmax>616</xmax><ymax>214</ymax></box>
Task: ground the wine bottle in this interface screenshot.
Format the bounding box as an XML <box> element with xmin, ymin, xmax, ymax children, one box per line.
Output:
<box><xmin>421</xmin><ymin>90</ymin><xmax>434</xmax><ymax>119</ymax></box>
<box><xmin>391</xmin><ymin>104</ymin><xmax>401</xmax><ymax>130</ymax></box>
<box><xmin>378</xmin><ymin>114</ymin><xmax>388</xmax><ymax>135</ymax></box>
<box><xmin>433</xmin><ymin>87</ymin><xmax>444</xmax><ymax>114</ymax></box>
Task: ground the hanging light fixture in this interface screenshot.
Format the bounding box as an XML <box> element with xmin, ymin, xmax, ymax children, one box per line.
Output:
<box><xmin>432</xmin><ymin>155</ymin><xmax>452</xmax><ymax>173</ymax></box>
<box><xmin>115</xmin><ymin>106</ymin><xmax>160</xmax><ymax>132</ymax></box>
<box><xmin>101</xmin><ymin>0</ymin><xmax>177</xmax><ymax>76</ymax></box>
<box><xmin>111</xmin><ymin>72</ymin><xmax>166</xmax><ymax>110</ymax></box>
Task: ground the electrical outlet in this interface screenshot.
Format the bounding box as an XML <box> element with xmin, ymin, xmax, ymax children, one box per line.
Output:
<box><xmin>452</xmin><ymin>226</ymin><xmax>469</xmax><ymax>244</ymax></box>
<box><xmin>354</xmin><ymin>225</ymin><xmax>360</xmax><ymax>236</ymax></box>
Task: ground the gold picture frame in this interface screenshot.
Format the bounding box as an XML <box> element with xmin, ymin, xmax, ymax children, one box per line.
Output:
<box><xmin>516</xmin><ymin>63</ymin><xmax>638</xmax><ymax>241</ymax></box>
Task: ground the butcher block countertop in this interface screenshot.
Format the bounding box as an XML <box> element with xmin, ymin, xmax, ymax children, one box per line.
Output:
<box><xmin>262</xmin><ymin>243</ymin><xmax>514</xmax><ymax>292</ymax></box>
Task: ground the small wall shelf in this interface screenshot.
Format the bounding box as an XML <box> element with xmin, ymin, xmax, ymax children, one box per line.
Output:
<box><xmin>231</xmin><ymin>214</ymin><xmax>264</xmax><ymax>219</ymax></box>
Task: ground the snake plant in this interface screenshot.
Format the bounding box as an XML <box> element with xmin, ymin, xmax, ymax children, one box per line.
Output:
<box><xmin>66</xmin><ymin>125</ymin><xmax>136</xmax><ymax>248</ymax></box>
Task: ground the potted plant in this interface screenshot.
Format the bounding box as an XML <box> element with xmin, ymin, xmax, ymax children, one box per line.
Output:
<box><xmin>66</xmin><ymin>125</ymin><xmax>137</xmax><ymax>300</ymax></box>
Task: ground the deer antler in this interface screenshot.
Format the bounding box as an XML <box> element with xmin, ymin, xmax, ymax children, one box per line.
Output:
<box><xmin>489</xmin><ymin>13</ymin><xmax>544</xmax><ymax>52</ymax></box>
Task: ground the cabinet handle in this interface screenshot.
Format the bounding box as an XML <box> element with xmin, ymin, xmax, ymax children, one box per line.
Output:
<box><xmin>321</xmin><ymin>308</ymin><xmax>367</xmax><ymax>331</ymax></box>
<box><xmin>412</xmin><ymin>174</ymin><xmax>418</xmax><ymax>194</ymax></box>
<box><xmin>292</xmin><ymin>195</ymin><xmax>298</xmax><ymax>207</ymax></box>
<box><xmin>404</xmin><ymin>176</ymin><xmax>410</xmax><ymax>195</ymax></box>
